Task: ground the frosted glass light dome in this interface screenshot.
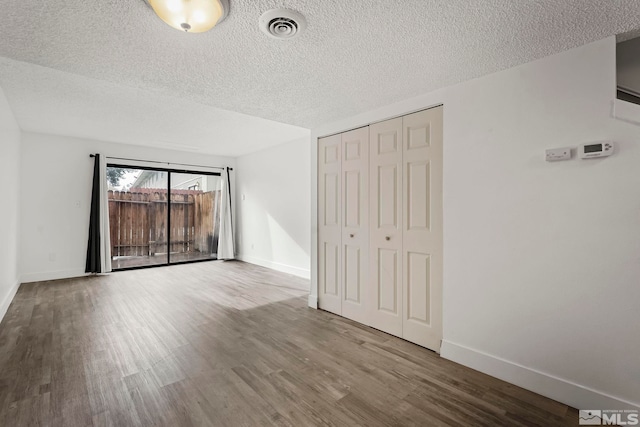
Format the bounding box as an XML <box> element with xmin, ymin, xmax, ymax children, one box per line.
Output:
<box><xmin>148</xmin><ymin>0</ymin><xmax>228</xmax><ymax>33</ymax></box>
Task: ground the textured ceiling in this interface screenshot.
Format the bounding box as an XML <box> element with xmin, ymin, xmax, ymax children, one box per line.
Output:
<box><xmin>0</xmin><ymin>57</ymin><xmax>308</xmax><ymax>157</ymax></box>
<box><xmin>0</xmin><ymin>0</ymin><xmax>639</xmax><ymax>154</ymax></box>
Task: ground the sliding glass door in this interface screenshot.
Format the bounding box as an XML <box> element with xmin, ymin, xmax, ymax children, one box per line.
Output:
<box><xmin>106</xmin><ymin>165</ymin><xmax>221</xmax><ymax>270</ymax></box>
<box><xmin>168</xmin><ymin>172</ymin><xmax>221</xmax><ymax>264</ymax></box>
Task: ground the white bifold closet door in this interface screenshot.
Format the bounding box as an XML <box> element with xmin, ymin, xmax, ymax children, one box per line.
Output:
<box><xmin>368</xmin><ymin>117</ymin><xmax>404</xmax><ymax>337</ymax></box>
<box><xmin>319</xmin><ymin>106</ymin><xmax>443</xmax><ymax>353</ymax></box>
<box><xmin>341</xmin><ymin>127</ymin><xmax>369</xmax><ymax>324</ymax></box>
<box><xmin>401</xmin><ymin>107</ymin><xmax>443</xmax><ymax>351</ymax></box>
<box><xmin>318</xmin><ymin>134</ymin><xmax>342</xmax><ymax>315</ymax></box>
<box><xmin>318</xmin><ymin>128</ymin><xmax>370</xmax><ymax>322</ymax></box>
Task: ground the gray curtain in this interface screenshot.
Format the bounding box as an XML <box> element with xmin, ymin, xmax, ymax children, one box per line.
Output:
<box><xmin>216</xmin><ymin>167</ymin><xmax>235</xmax><ymax>260</ymax></box>
<box><xmin>85</xmin><ymin>153</ymin><xmax>112</xmax><ymax>273</ymax></box>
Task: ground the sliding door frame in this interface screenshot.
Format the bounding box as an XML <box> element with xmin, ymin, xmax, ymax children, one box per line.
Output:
<box><xmin>107</xmin><ymin>163</ymin><xmax>222</xmax><ymax>272</ymax></box>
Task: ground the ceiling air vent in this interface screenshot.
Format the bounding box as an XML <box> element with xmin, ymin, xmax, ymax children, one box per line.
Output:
<box><xmin>259</xmin><ymin>9</ymin><xmax>306</xmax><ymax>40</ymax></box>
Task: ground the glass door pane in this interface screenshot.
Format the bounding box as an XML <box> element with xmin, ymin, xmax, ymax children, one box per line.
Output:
<box><xmin>107</xmin><ymin>167</ymin><xmax>170</xmax><ymax>269</ymax></box>
<box><xmin>168</xmin><ymin>172</ymin><xmax>222</xmax><ymax>264</ymax></box>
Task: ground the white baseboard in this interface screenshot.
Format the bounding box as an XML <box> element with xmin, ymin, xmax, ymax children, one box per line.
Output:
<box><xmin>0</xmin><ymin>277</ymin><xmax>21</xmax><ymax>324</ymax></box>
<box><xmin>237</xmin><ymin>254</ymin><xmax>310</xmax><ymax>279</ymax></box>
<box><xmin>21</xmin><ymin>269</ymin><xmax>88</xmax><ymax>284</ymax></box>
<box><xmin>308</xmin><ymin>294</ymin><xmax>318</xmax><ymax>309</ymax></box>
<box><xmin>440</xmin><ymin>340</ymin><xmax>640</xmax><ymax>411</ymax></box>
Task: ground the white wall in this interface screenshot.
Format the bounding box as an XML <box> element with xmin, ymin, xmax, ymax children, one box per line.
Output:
<box><xmin>311</xmin><ymin>37</ymin><xmax>640</xmax><ymax>410</ymax></box>
<box><xmin>236</xmin><ymin>137</ymin><xmax>311</xmax><ymax>280</ymax></box>
<box><xmin>20</xmin><ymin>132</ymin><xmax>236</xmax><ymax>283</ymax></box>
<box><xmin>0</xmin><ymin>87</ymin><xmax>21</xmax><ymax>320</ymax></box>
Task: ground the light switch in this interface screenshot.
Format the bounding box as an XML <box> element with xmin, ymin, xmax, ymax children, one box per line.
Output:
<box><xmin>545</xmin><ymin>147</ymin><xmax>571</xmax><ymax>162</ymax></box>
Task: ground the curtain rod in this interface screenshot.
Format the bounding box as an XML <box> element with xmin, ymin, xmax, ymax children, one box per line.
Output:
<box><xmin>89</xmin><ymin>154</ymin><xmax>232</xmax><ymax>171</ymax></box>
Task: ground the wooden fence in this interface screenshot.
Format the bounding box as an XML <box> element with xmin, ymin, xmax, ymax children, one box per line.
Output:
<box><xmin>108</xmin><ymin>189</ymin><xmax>220</xmax><ymax>258</ymax></box>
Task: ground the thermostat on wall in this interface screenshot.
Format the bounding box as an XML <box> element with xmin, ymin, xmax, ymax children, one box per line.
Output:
<box><xmin>579</xmin><ymin>141</ymin><xmax>614</xmax><ymax>159</ymax></box>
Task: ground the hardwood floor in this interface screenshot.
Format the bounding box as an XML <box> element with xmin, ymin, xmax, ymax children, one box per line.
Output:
<box><xmin>0</xmin><ymin>261</ymin><xmax>578</xmax><ymax>426</ymax></box>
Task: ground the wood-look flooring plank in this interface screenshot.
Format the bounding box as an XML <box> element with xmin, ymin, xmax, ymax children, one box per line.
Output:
<box><xmin>0</xmin><ymin>260</ymin><xmax>580</xmax><ymax>426</ymax></box>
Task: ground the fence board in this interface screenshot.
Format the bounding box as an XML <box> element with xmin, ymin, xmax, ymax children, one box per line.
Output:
<box><xmin>194</xmin><ymin>192</ymin><xmax>216</xmax><ymax>253</ymax></box>
<box><xmin>108</xmin><ymin>189</ymin><xmax>218</xmax><ymax>259</ymax></box>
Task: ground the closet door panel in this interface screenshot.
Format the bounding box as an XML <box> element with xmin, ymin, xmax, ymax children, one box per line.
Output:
<box><xmin>341</xmin><ymin>127</ymin><xmax>369</xmax><ymax>323</ymax></box>
<box><xmin>402</xmin><ymin>107</ymin><xmax>443</xmax><ymax>351</ymax></box>
<box><xmin>368</xmin><ymin>118</ymin><xmax>403</xmax><ymax>337</ymax></box>
<box><xmin>318</xmin><ymin>134</ymin><xmax>342</xmax><ymax>315</ymax></box>
<box><xmin>377</xmin><ymin>248</ymin><xmax>399</xmax><ymax>314</ymax></box>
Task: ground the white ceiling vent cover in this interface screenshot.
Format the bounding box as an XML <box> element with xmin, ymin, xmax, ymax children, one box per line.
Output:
<box><xmin>259</xmin><ymin>9</ymin><xmax>306</xmax><ymax>40</ymax></box>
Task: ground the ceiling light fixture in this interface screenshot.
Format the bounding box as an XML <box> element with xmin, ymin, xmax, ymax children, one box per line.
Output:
<box><xmin>146</xmin><ymin>0</ymin><xmax>229</xmax><ymax>33</ymax></box>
